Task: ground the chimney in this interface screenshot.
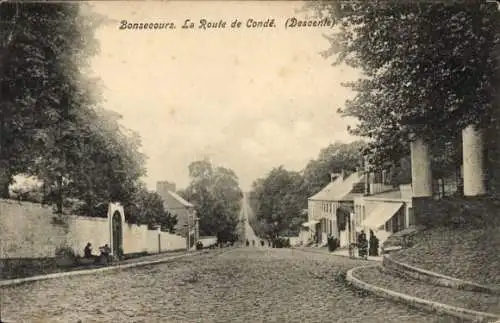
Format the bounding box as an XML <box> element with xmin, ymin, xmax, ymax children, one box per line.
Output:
<box><xmin>330</xmin><ymin>173</ymin><xmax>337</xmax><ymax>182</ymax></box>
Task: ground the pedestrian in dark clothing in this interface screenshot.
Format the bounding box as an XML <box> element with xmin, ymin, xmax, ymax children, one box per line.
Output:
<box><xmin>246</xmin><ymin>239</ymin><xmax>250</xmax><ymax>247</ymax></box>
<box><xmin>358</xmin><ymin>230</ymin><xmax>368</xmax><ymax>259</ymax></box>
<box><xmin>369</xmin><ymin>230</ymin><xmax>379</xmax><ymax>256</ymax></box>
<box><xmin>84</xmin><ymin>242</ymin><xmax>92</xmax><ymax>258</ymax></box>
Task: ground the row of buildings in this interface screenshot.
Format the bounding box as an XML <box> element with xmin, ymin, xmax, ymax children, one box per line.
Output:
<box><xmin>300</xmin><ymin>168</ymin><xmax>405</xmax><ymax>248</ymax></box>
<box><xmin>300</xmin><ymin>125</ymin><xmax>490</xmax><ymax>250</ymax></box>
<box><xmin>300</xmin><ymin>167</ymin><xmax>447</xmax><ymax>250</ymax></box>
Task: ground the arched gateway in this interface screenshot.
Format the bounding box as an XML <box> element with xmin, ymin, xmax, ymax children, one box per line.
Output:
<box><xmin>107</xmin><ymin>203</ymin><xmax>125</xmax><ymax>259</ymax></box>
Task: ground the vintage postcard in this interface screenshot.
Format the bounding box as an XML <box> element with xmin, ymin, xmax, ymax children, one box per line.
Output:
<box><xmin>0</xmin><ymin>1</ymin><xmax>498</xmax><ymax>322</ymax></box>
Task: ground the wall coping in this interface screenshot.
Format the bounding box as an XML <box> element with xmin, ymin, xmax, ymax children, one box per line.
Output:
<box><xmin>0</xmin><ymin>198</ymin><xmax>52</xmax><ymax>207</ymax></box>
<box><xmin>347</xmin><ymin>265</ymin><xmax>500</xmax><ymax>322</ymax></box>
<box><xmin>66</xmin><ymin>214</ymin><xmax>107</xmax><ymax>222</ymax></box>
<box><xmin>0</xmin><ymin>199</ymin><xmax>110</xmax><ymax>222</ymax></box>
<box><xmin>383</xmin><ymin>255</ymin><xmax>500</xmax><ymax>295</ymax></box>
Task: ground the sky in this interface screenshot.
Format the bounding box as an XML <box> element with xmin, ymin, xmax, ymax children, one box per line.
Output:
<box><xmin>89</xmin><ymin>1</ymin><xmax>361</xmax><ymax>192</ymax></box>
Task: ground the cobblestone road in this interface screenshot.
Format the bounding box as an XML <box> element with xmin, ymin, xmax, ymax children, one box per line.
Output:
<box><xmin>1</xmin><ymin>249</ymin><xmax>463</xmax><ymax>323</ymax></box>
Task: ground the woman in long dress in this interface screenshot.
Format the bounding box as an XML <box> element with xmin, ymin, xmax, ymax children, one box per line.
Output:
<box><xmin>358</xmin><ymin>230</ymin><xmax>368</xmax><ymax>259</ymax></box>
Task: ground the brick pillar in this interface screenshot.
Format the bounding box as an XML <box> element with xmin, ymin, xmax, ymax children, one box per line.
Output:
<box><xmin>410</xmin><ymin>137</ymin><xmax>433</xmax><ymax>197</ymax></box>
<box><xmin>462</xmin><ymin>125</ymin><xmax>486</xmax><ymax>196</ymax></box>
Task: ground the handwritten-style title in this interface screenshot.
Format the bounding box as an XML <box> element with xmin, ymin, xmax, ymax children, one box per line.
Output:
<box><xmin>118</xmin><ymin>17</ymin><xmax>335</xmax><ymax>31</ymax></box>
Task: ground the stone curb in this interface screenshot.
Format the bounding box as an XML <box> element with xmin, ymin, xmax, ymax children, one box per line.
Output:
<box><xmin>0</xmin><ymin>250</ymin><xmax>219</xmax><ymax>288</ymax></box>
<box><xmin>346</xmin><ymin>265</ymin><xmax>500</xmax><ymax>323</ymax></box>
<box><xmin>383</xmin><ymin>255</ymin><xmax>500</xmax><ymax>295</ymax></box>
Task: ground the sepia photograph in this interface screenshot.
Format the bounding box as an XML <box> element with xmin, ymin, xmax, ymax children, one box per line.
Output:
<box><xmin>0</xmin><ymin>0</ymin><xmax>499</xmax><ymax>322</ymax></box>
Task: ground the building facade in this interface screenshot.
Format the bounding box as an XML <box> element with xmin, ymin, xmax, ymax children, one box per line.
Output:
<box><xmin>302</xmin><ymin>171</ymin><xmax>365</xmax><ymax>247</ymax></box>
<box><xmin>156</xmin><ymin>181</ymin><xmax>198</xmax><ymax>243</ymax></box>
<box><xmin>353</xmin><ymin>184</ymin><xmax>413</xmax><ymax>249</ymax></box>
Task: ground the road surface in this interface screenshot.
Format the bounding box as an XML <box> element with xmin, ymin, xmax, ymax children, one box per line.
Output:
<box><xmin>0</xmin><ymin>249</ymin><xmax>462</xmax><ymax>322</ymax></box>
<box><xmin>241</xmin><ymin>192</ymin><xmax>260</xmax><ymax>243</ymax></box>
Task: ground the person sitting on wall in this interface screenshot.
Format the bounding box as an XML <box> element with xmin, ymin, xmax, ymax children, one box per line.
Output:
<box><xmin>84</xmin><ymin>242</ymin><xmax>92</xmax><ymax>258</ymax></box>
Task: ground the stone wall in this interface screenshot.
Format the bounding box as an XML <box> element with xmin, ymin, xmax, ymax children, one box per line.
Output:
<box><xmin>0</xmin><ymin>199</ymin><xmax>187</xmax><ymax>260</ymax></box>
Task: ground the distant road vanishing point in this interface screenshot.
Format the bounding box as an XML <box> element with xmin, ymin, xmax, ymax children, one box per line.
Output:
<box><xmin>241</xmin><ymin>192</ymin><xmax>259</xmax><ymax>243</ymax></box>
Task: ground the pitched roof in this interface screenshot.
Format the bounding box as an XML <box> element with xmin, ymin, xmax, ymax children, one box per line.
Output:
<box><xmin>308</xmin><ymin>171</ymin><xmax>365</xmax><ymax>202</ymax></box>
<box><xmin>308</xmin><ymin>175</ymin><xmax>343</xmax><ymax>201</ymax></box>
<box><xmin>166</xmin><ymin>190</ymin><xmax>194</xmax><ymax>208</ymax></box>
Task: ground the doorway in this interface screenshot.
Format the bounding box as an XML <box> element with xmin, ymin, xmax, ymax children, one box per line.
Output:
<box><xmin>111</xmin><ymin>211</ymin><xmax>123</xmax><ymax>258</ymax></box>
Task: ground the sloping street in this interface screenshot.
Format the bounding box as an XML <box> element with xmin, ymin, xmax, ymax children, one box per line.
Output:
<box><xmin>241</xmin><ymin>193</ymin><xmax>260</xmax><ymax>243</ymax></box>
<box><xmin>1</xmin><ymin>249</ymin><xmax>461</xmax><ymax>322</ymax></box>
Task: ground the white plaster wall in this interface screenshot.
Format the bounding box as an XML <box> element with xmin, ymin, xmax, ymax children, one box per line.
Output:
<box><xmin>146</xmin><ymin>229</ymin><xmax>160</xmax><ymax>254</ymax></box>
<box><xmin>67</xmin><ymin>216</ymin><xmax>108</xmax><ymax>257</ymax></box>
<box><xmin>0</xmin><ymin>200</ymin><xmax>66</xmax><ymax>258</ymax></box>
<box><xmin>308</xmin><ymin>200</ymin><xmax>322</xmax><ymax>221</ymax></box>
<box><xmin>122</xmin><ymin>223</ymin><xmax>148</xmax><ymax>254</ymax></box>
<box><xmin>160</xmin><ymin>232</ymin><xmax>186</xmax><ymax>251</ymax></box>
<box><xmin>0</xmin><ymin>199</ymin><xmax>109</xmax><ymax>258</ymax></box>
<box><xmin>0</xmin><ymin>199</ymin><xmax>193</xmax><ymax>259</ymax></box>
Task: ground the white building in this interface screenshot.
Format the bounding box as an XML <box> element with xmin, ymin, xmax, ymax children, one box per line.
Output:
<box><xmin>353</xmin><ymin>184</ymin><xmax>414</xmax><ymax>249</ymax></box>
<box><xmin>301</xmin><ymin>171</ymin><xmax>365</xmax><ymax>247</ymax></box>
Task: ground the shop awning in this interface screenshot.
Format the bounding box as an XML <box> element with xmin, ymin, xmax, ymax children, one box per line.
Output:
<box><xmin>302</xmin><ymin>220</ymin><xmax>320</xmax><ymax>227</ymax></box>
<box><xmin>360</xmin><ymin>202</ymin><xmax>403</xmax><ymax>230</ymax></box>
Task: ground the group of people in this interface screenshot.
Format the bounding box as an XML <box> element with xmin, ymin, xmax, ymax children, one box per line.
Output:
<box><xmin>245</xmin><ymin>239</ymin><xmax>267</xmax><ymax>247</ymax></box>
<box><xmin>84</xmin><ymin>242</ymin><xmax>112</xmax><ymax>264</ymax></box>
<box><xmin>356</xmin><ymin>229</ymin><xmax>380</xmax><ymax>259</ymax></box>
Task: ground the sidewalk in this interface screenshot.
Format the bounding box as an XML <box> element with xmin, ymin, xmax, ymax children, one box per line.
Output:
<box><xmin>294</xmin><ymin>246</ymin><xmax>383</xmax><ymax>262</ymax></box>
<box><xmin>0</xmin><ymin>248</ymin><xmax>220</xmax><ymax>287</ymax></box>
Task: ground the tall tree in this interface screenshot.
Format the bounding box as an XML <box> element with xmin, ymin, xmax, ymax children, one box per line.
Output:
<box><xmin>250</xmin><ymin>166</ymin><xmax>308</xmax><ymax>242</ymax></box>
<box><xmin>308</xmin><ymin>1</ymin><xmax>499</xmax><ymax>169</ymax></box>
<box><xmin>0</xmin><ymin>3</ymin><xmax>147</xmax><ymax>213</ymax></box>
<box><xmin>180</xmin><ymin>160</ymin><xmax>243</xmax><ymax>243</ymax></box>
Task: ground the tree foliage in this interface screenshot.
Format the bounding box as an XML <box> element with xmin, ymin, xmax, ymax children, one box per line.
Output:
<box><xmin>303</xmin><ymin>140</ymin><xmax>365</xmax><ymax>195</ymax></box>
<box><xmin>0</xmin><ymin>3</ymin><xmax>147</xmax><ymax>214</ymax></box>
<box><xmin>249</xmin><ymin>141</ymin><xmax>366</xmax><ymax>240</ymax></box>
<box><xmin>249</xmin><ymin>166</ymin><xmax>309</xmax><ymax>240</ymax></box>
<box><xmin>180</xmin><ymin>160</ymin><xmax>243</xmax><ymax>243</ymax></box>
<box><xmin>123</xmin><ymin>186</ymin><xmax>178</xmax><ymax>231</ymax></box>
<box><xmin>309</xmin><ymin>1</ymin><xmax>500</xmax><ymax>169</ymax></box>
